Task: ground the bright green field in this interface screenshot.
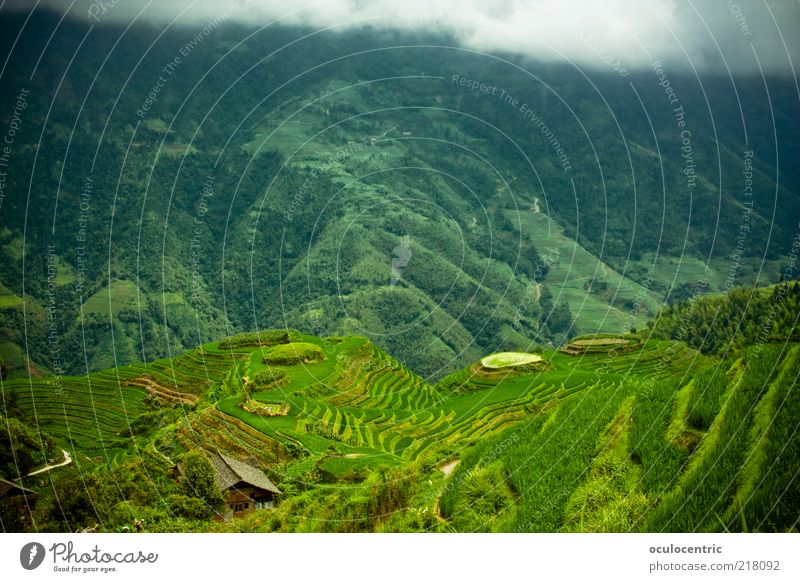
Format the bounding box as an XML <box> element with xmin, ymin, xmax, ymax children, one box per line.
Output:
<box><xmin>3</xmin><ymin>326</ymin><xmax>796</xmax><ymax>533</ymax></box>
<box><xmin>81</xmin><ymin>280</ymin><xmax>142</xmax><ymax>315</ymax></box>
<box><xmin>510</xmin><ymin>210</ymin><xmax>663</xmax><ymax>333</ymax></box>
<box><xmin>0</xmin><ymin>281</ymin><xmax>22</xmax><ymax>309</ymax></box>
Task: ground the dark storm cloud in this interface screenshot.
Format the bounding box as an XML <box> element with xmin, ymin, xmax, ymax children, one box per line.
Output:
<box><xmin>3</xmin><ymin>0</ymin><xmax>799</xmax><ymax>75</ymax></box>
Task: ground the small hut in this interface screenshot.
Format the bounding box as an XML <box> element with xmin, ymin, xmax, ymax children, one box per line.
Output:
<box><xmin>209</xmin><ymin>453</ymin><xmax>281</xmax><ymax>520</ymax></box>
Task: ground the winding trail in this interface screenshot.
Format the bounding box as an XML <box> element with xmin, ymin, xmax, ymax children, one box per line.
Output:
<box><xmin>27</xmin><ymin>449</ymin><xmax>72</xmax><ymax>477</ymax></box>
<box><xmin>434</xmin><ymin>460</ymin><xmax>461</xmax><ymax>522</ymax></box>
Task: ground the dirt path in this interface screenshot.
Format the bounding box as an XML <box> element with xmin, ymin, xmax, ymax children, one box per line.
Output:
<box><xmin>431</xmin><ymin>461</ymin><xmax>461</xmax><ymax>522</ymax></box>
<box><xmin>440</xmin><ymin>459</ymin><xmax>459</xmax><ymax>476</ymax></box>
<box><xmin>28</xmin><ymin>449</ymin><xmax>72</xmax><ymax>476</ymax></box>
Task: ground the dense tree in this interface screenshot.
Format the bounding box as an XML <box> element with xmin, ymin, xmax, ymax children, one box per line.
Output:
<box><xmin>180</xmin><ymin>451</ymin><xmax>225</xmax><ymax>512</ymax></box>
<box><xmin>647</xmin><ymin>282</ymin><xmax>800</xmax><ymax>356</ymax></box>
<box><xmin>0</xmin><ymin>415</ymin><xmax>56</xmax><ymax>479</ymax></box>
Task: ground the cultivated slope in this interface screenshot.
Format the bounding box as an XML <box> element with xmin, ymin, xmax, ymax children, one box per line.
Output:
<box><xmin>4</xmin><ymin>321</ymin><xmax>796</xmax><ymax>532</ymax></box>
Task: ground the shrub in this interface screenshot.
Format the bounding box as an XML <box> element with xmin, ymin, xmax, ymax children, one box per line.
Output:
<box><xmin>218</xmin><ymin>329</ymin><xmax>301</xmax><ymax>349</ymax></box>
<box><xmin>168</xmin><ymin>494</ymin><xmax>216</xmax><ymax>520</ymax></box>
<box><xmin>0</xmin><ymin>414</ymin><xmax>57</xmax><ymax>477</ymax></box>
<box><xmin>262</xmin><ymin>342</ymin><xmax>326</xmax><ymax>365</ymax></box>
<box><xmin>180</xmin><ymin>451</ymin><xmax>225</xmax><ymax>511</ymax></box>
<box><xmin>249</xmin><ymin>367</ymin><xmax>289</xmax><ymax>389</ymax></box>
<box><xmin>241</xmin><ymin>400</ymin><xmax>290</xmax><ymax>417</ymax></box>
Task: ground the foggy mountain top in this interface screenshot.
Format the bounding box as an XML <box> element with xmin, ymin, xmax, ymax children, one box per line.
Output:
<box><xmin>3</xmin><ymin>0</ymin><xmax>799</xmax><ymax>76</ymax></box>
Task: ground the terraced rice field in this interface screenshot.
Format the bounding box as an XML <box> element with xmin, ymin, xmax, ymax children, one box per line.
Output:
<box><xmin>1</xmin><ymin>342</ymin><xmax>237</xmax><ymax>458</ymax></box>
<box><xmin>1</xmin><ymin>331</ymin><xmax>703</xmax><ymax>480</ymax></box>
<box><xmin>6</xmin><ymin>324</ymin><xmax>794</xmax><ymax>533</ymax></box>
<box><xmin>571</xmin><ymin>338</ymin><xmax>631</xmax><ymax>346</ymax></box>
<box><xmin>5</xmin><ymin>374</ymin><xmax>149</xmax><ymax>459</ymax></box>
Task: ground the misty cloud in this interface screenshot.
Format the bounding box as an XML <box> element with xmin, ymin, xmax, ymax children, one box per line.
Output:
<box><xmin>4</xmin><ymin>0</ymin><xmax>799</xmax><ymax>75</ymax></box>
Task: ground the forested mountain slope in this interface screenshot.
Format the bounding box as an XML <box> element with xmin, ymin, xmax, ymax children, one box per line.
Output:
<box><xmin>1</xmin><ymin>13</ymin><xmax>797</xmax><ymax>379</ymax></box>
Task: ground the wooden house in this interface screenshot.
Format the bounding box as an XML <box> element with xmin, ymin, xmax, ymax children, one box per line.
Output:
<box><xmin>209</xmin><ymin>453</ymin><xmax>281</xmax><ymax>520</ymax></box>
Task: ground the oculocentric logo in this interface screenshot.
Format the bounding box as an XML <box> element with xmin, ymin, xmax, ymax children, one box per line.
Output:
<box><xmin>20</xmin><ymin>542</ymin><xmax>46</xmax><ymax>570</ymax></box>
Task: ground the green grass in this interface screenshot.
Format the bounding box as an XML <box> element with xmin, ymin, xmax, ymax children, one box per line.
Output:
<box><xmin>262</xmin><ymin>342</ymin><xmax>326</xmax><ymax>365</ymax></box>
<box><xmin>509</xmin><ymin>210</ymin><xmax>662</xmax><ymax>333</ymax></box>
<box><xmin>632</xmin><ymin>252</ymin><xmax>729</xmax><ymax>295</ymax></box>
<box><xmin>318</xmin><ymin>453</ymin><xmax>396</xmax><ymax>477</ymax></box>
<box><xmin>0</xmin><ymin>341</ymin><xmax>25</xmax><ymax>372</ymax></box>
<box><xmin>81</xmin><ymin>280</ymin><xmax>141</xmax><ymax>315</ymax></box>
<box><xmin>0</xmin><ymin>282</ymin><xmax>23</xmax><ymax>309</ymax></box>
<box><xmin>52</xmin><ymin>255</ymin><xmax>76</xmax><ymax>286</ymax></box>
<box><xmin>561</xmin><ymin>396</ymin><xmax>649</xmax><ymax>532</ymax></box>
<box><xmin>249</xmin><ymin>367</ymin><xmax>289</xmax><ymax>389</ymax></box>
<box><xmin>642</xmin><ymin>344</ymin><xmax>795</xmax><ymax>531</ymax></box>
<box><xmin>723</xmin><ymin>346</ymin><xmax>800</xmax><ymax>529</ymax></box>
<box><xmin>1</xmin><ymin>375</ymin><xmax>149</xmax><ymax>456</ymax></box>
<box><xmin>217</xmin><ymin>329</ymin><xmax>301</xmax><ymax>349</ymax></box>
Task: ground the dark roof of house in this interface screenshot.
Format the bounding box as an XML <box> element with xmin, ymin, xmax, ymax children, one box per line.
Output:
<box><xmin>0</xmin><ymin>476</ymin><xmax>39</xmax><ymax>499</ymax></box>
<box><xmin>209</xmin><ymin>453</ymin><xmax>281</xmax><ymax>495</ymax></box>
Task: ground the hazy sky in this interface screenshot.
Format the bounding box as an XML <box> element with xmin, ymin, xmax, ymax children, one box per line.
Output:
<box><xmin>4</xmin><ymin>0</ymin><xmax>799</xmax><ymax>75</ymax></box>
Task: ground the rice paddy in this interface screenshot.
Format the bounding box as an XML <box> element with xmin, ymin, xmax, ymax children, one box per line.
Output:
<box><xmin>3</xmin><ymin>329</ymin><xmax>796</xmax><ymax>532</ymax></box>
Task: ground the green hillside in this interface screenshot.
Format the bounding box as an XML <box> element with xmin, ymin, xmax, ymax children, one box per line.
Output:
<box><xmin>2</xmin><ymin>291</ymin><xmax>797</xmax><ymax>532</ymax></box>
<box><xmin>0</xmin><ymin>14</ymin><xmax>796</xmax><ymax>381</ymax></box>
<box><xmin>647</xmin><ymin>281</ymin><xmax>800</xmax><ymax>356</ymax></box>
<box><xmin>0</xmin><ymin>13</ymin><xmax>798</xmax><ymax>535</ymax></box>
